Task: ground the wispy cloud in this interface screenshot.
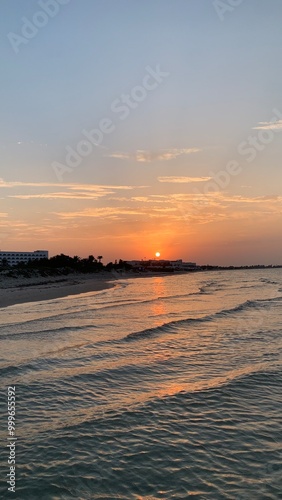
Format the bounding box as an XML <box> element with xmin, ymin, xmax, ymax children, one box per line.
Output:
<box><xmin>54</xmin><ymin>204</ymin><xmax>179</xmax><ymax>222</ymax></box>
<box><xmin>108</xmin><ymin>148</ymin><xmax>200</xmax><ymax>163</ymax></box>
<box><xmin>2</xmin><ymin>171</ymin><xmax>281</xmax><ymax>247</ymax></box>
<box><xmin>0</xmin><ymin>178</ymin><xmax>142</xmax><ymax>191</ymax></box>
<box><xmin>1</xmin><ymin>178</ymin><xmax>148</xmax><ymax>201</ymax></box>
<box><xmin>55</xmin><ymin>207</ymin><xmax>143</xmax><ymax>220</ymax></box>
<box><xmin>158</xmin><ymin>176</ymin><xmax>212</xmax><ymax>183</ymax></box>
<box><xmin>0</xmin><ymin>178</ymin><xmax>61</xmax><ymax>188</ymax></box>
<box><xmin>220</xmin><ymin>194</ymin><xmax>282</xmax><ymax>204</ymax></box>
<box><xmin>253</xmin><ymin>120</ymin><xmax>282</xmax><ymax>130</ymax></box>
<box><xmin>9</xmin><ymin>192</ymin><xmax>110</xmax><ymax>200</ymax></box>
<box><xmin>107</xmin><ymin>152</ymin><xmax>131</xmax><ymax>160</ymax></box>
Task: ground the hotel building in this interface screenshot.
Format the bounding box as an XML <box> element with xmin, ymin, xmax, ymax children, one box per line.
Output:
<box><xmin>0</xmin><ymin>250</ymin><xmax>48</xmax><ymax>266</ymax></box>
<box><xmin>126</xmin><ymin>259</ymin><xmax>196</xmax><ymax>270</ymax></box>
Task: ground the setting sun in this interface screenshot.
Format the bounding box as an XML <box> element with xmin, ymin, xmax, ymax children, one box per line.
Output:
<box><xmin>155</xmin><ymin>252</ymin><xmax>161</xmax><ymax>258</ymax></box>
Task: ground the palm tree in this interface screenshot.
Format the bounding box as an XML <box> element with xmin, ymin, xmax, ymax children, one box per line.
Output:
<box><xmin>97</xmin><ymin>255</ymin><xmax>103</xmax><ymax>263</ymax></box>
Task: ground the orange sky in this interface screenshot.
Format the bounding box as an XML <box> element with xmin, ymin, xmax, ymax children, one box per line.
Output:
<box><xmin>1</xmin><ymin>177</ymin><xmax>282</xmax><ymax>265</ymax></box>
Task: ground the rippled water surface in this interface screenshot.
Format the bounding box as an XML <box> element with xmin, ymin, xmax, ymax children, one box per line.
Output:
<box><xmin>0</xmin><ymin>269</ymin><xmax>281</xmax><ymax>499</ymax></box>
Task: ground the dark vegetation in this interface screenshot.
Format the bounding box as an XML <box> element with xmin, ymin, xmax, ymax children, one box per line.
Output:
<box><xmin>0</xmin><ymin>254</ymin><xmax>133</xmax><ymax>278</ymax></box>
<box><xmin>0</xmin><ymin>254</ymin><xmax>280</xmax><ymax>280</ymax></box>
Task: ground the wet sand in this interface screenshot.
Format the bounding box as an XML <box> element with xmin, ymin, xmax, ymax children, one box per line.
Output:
<box><xmin>0</xmin><ymin>270</ymin><xmax>189</xmax><ymax>308</ymax></box>
<box><xmin>0</xmin><ymin>273</ymin><xmax>116</xmax><ymax>308</ymax></box>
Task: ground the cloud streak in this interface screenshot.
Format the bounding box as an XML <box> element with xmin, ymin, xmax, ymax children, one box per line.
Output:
<box><xmin>0</xmin><ymin>178</ymin><xmax>142</xmax><ymax>191</ymax></box>
<box><xmin>108</xmin><ymin>148</ymin><xmax>201</xmax><ymax>162</ymax></box>
<box><xmin>158</xmin><ymin>176</ymin><xmax>212</xmax><ymax>183</ymax></box>
<box><xmin>253</xmin><ymin>120</ymin><xmax>282</xmax><ymax>130</ymax></box>
<box><xmin>1</xmin><ymin>178</ymin><xmax>148</xmax><ymax>201</ymax></box>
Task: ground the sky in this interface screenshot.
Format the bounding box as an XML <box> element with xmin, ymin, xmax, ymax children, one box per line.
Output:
<box><xmin>1</xmin><ymin>0</ymin><xmax>282</xmax><ymax>265</ymax></box>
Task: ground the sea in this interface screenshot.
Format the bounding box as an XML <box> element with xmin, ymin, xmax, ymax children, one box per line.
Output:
<box><xmin>0</xmin><ymin>269</ymin><xmax>281</xmax><ymax>499</ymax></box>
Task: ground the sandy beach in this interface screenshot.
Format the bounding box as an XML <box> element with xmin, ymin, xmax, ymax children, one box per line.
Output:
<box><xmin>0</xmin><ymin>270</ymin><xmax>190</xmax><ymax>309</ymax></box>
<box><xmin>0</xmin><ymin>272</ymin><xmax>116</xmax><ymax>308</ymax></box>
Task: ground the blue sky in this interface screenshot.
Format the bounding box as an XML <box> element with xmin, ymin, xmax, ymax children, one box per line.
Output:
<box><xmin>1</xmin><ymin>0</ymin><xmax>282</xmax><ymax>264</ymax></box>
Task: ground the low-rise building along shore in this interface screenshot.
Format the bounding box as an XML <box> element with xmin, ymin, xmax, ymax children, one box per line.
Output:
<box><xmin>125</xmin><ymin>259</ymin><xmax>197</xmax><ymax>271</ymax></box>
<box><xmin>0</xmin><ymin>250</ymin><xmax>48</xmax><ymax>266</ymax></box>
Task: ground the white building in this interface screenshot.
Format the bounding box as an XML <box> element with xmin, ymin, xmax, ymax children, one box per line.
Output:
<box><xmin>0</xmin><ymin>250</ymin><xmax>48</xmax><ymax>266</ymax></box>
<box><xmin>165</xmin><ymin>260</ymin><xmax>197</xmax><ymax>270</ymax></box>
<box><xmin>126</xmin><ymin>259</ymin><xmax>197</xmax><ymax>270</ymax></box>
<box><xmin>182</xmin><ymin>261</ymin><xmax>197</xmax><ymax>270</ymax></box>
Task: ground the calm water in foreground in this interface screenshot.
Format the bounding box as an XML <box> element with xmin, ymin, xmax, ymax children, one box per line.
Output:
<box><xmin>0</xmin><ymin>269</ymin><xmax>281</xmax><ymax>499</ymax></box>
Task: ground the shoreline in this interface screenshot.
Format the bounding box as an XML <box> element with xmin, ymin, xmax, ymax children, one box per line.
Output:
<box><xmin>0</xmin><ymin>266</ymin><xmax>277</xmax><ymax>309</ymax></box>
<box><xmin>0</xmin><ymin>270</ymin><xmax>188</xmax><ymax>309</ymax></box>
<box><xmin>0</xmin><ymin>273</ymin><xmax>117</xmax><ymax>309</ymax></box>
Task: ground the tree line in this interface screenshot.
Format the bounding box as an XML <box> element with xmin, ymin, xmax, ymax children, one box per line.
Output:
<box><xmin>0</xmin><ymin>254</ymin><xmax>132</xmax><ymax>274</ymax></box>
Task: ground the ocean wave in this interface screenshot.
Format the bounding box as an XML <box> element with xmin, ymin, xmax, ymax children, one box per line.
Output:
<box><xmin>0</xmin><ymin>324</ymin><xmax>97</xmax><ymax>339</ymax></box>
<box><xmin>0</xmin><ymin>310</ymin><xmax>86</xmax><ymax>329</ymax></box>
<box><xmin>260</xmin><ymin>278</ymin><xmax>280</xmax><ymax>285</ymax></box>
<box><xmin>7</xmin><ymin>365</ymin><xmax>281</xmax><ymax>500</ymax></box>
<box><xmin>0</xmin><ymin>341</ymin><xmax>92</xmax><ymax>377</ymax></box>
<box><xmin>238</xmin><ymin>284</ymin><xmax>265</xmax><ymax>289</ymax></box>
<box><xmin>24</xmin><ymin>366</ymin><xmax>281</xmax><ymax>435</ymax></box>
<box><xmin>0</xmin><ymin>290</ymin><xmax>211</xmax><ymax>327</ymax></box>
<box><xmin>198</xmin><ymin>281</ymin><xmax>219</xmax><ymax>294</ymax></box>
<box><xmin>126</xmin><ymin>296</ymin><xmax>282</xmax><ymax>341</ymax></box>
